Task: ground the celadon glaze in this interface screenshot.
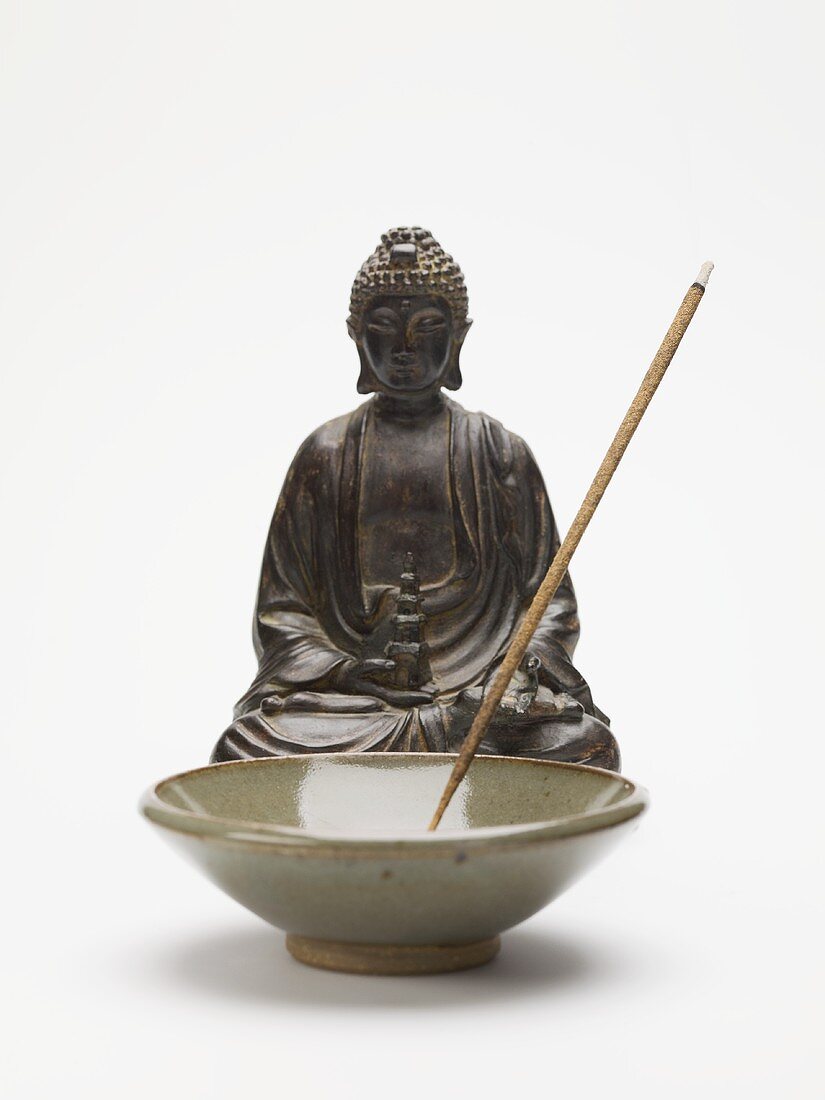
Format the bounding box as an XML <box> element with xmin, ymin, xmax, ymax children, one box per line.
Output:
<box><xmin>141</xmin><ymin>754</ymin><xmax>648</xmax><ymax>973</ymax></box>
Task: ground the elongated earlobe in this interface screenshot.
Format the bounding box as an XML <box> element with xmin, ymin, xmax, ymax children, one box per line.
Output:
<box><xmin>355</xmin><ymin>345</ymin><xmax>378</xmax><ymax>394</ymax></box>
<box><xmin>443</xmin><ymin>318</ymin><xmax>471</xmax><ymax>390</ymax></box>
<box><xmin>357</xmin><ymin>366</ymin><xmax>377</xmax><ymax>393</ymax></box>
<box><xmin>442</xmin><ymin>355</ymin><xmax>462</xmax><ymax>390</ymax></box>
<box><xmin>349</xmin><ymin>318</ymin><xmax>378</xmax><ymax>393</ymax></box>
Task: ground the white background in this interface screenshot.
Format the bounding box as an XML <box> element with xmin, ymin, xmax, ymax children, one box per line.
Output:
<box><xmin>2</xmin><ymin>2</ymin><xmax>823</xmax><ymax>1097</ymax></box>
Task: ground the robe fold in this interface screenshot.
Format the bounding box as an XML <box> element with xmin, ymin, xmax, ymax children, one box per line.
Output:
<box><xmin>211</xmin><ymin>397</ymin><xmax>618</xmax><ymax>769</ymax></box>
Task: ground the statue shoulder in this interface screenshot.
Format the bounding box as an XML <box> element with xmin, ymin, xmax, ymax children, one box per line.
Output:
<box><xmin>450</xmin><ymin>400</ymin><xmax>535</xmax><ymax>478</ymax></box>
<box><xmin>291</xmin><ymin>402</ymin><xmax>369</xmax><ymax>468</ymax></box>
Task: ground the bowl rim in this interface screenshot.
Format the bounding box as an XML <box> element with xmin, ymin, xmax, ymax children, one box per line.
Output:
<box><xmin>140</xmin><ymin>753</ymin><xmax>649</xmax><ymax>856</ymax></box>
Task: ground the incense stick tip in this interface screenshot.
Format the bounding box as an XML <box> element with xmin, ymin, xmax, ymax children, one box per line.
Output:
<box><xmin>694</xmin><ymin>261</ymin><xmax>714</xmax><ymax>289</ymax></box>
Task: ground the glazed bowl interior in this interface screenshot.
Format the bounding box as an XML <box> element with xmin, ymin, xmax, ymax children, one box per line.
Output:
<box><xmin>149</xmin><ymin>754</ymin><xmax>642</xmax><ymax>841</ymax></box>
<box><xmin>143</xmin><ymin>755</ymin><xmax>649</xmax><ymax>961</ymax></box>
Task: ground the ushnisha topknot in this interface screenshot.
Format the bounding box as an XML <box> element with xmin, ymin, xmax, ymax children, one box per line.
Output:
<box><xmin>349</xmin><ymin>227</ymin><xmax>469</xmax><ymax>327</ymax></box>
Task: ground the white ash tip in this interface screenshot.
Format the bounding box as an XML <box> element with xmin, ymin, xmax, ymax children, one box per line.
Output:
<box><xmin>695</xmin><ymin>261</ymin><xmax>714</xmax><ymax>288</ymax></box>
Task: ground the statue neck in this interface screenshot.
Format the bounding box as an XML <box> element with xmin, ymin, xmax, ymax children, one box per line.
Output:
<box><xmin>372</xmin><ymin>390</ymin><xmax>446</xmax><ymax>422</ymax></box>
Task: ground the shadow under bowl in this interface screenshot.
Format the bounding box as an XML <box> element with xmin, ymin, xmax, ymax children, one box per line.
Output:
<box><xmin>140</xmin><ymin>753</ymin><xmax>648</xmax><ymax>975</ymax></box>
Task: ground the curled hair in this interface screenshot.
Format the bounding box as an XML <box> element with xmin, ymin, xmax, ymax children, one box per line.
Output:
<box><xmin>349</xmin><ymin>227</ymin><xmax>469</xmax><ymax>328</ymax></box>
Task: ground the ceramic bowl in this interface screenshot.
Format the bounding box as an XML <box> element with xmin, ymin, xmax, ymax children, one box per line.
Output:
<box><xmin>141</xmin><ymin>753</ymin><xmax>648</xmax><ymax>975</ymax></box>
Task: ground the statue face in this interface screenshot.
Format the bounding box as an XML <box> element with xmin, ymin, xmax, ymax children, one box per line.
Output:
<box><xmin>360</xmin><ymin>295</ymin><xmax>454</xmax><ymax>394</ymax></box>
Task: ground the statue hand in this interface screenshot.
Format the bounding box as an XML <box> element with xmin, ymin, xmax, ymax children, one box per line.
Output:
<box><xmin>484</xmin><ymin>651</ymin><xmax>541</xmax><ymax>713</ymax></box>
<box><xmin>260</xmin><ymin>695</ymin><xmax>284</xmax><ymax>716</ymax></box>
<box><xmin>339</xmin><ymin>658</ymin><xmax>435</xmax><ymax>709</ymax></box>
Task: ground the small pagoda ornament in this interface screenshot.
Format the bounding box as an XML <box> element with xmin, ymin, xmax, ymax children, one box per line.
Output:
<box><xmin>385</xmin><ymin>552</ymin><xmax>431</xmax><ymax>690</ymax></box>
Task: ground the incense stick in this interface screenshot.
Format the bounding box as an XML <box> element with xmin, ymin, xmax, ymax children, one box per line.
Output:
<box><xmin>427</xmin><ymin>262</ymin><xmax>714</xmax><ymax>830</ymax></box>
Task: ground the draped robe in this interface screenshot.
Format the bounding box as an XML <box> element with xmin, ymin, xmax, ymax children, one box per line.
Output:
<box><xmin>211</xmin><ymin>397</ymin><xmax>619</xmax><ymax>768</ymax></box>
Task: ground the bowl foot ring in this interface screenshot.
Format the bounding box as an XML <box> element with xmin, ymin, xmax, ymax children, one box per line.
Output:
<box><xmin>285</xmin><ymin>934</ymin><xmax>501</xmax><ymax>975</ymax></box>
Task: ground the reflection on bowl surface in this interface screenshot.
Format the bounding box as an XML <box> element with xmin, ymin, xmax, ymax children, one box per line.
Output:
<box><xmin>141</xmin><ymin>754</ymin><xmax>648</xmax><ymax>973</ymax></box>
<box><xmin>146</xmin><ymin>753</ymin><xmax>643</xmax><ymax>840</ymax></box>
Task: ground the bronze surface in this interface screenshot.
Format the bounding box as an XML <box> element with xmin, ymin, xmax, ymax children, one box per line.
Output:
<box><xmin>211</xmin><ymin>228</ymin><xmax>618</xmax><ymax>771</ymax></box>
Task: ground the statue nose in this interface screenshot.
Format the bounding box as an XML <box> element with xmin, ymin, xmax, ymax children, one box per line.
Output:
<box><xmin>392</xmin><ymin>351</ymin><xmax>416</xmax><ymax>366</ymax></box>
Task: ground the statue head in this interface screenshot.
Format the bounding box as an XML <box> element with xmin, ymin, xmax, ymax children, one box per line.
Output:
<box><xmin>347</xmin><ymin>228</ymin><xmax>472</xmax><ymax>396</ymax></box>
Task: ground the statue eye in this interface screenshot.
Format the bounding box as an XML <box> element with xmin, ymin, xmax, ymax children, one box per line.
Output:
<box><xmin>415</xmin><ymin>316</ymin><xmax>446</xmax><ymax>333</ymax></box>
<box><xmin>366</xmin><ymin>310</ymin><xmax>399</xmax><ymax>334</ymax></box>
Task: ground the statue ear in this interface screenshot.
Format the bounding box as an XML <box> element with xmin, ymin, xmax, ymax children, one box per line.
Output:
<box><xmin>348</xmin><ymin>317</ymin><xmax>378</xmax><ymax>393</ymax></box>
<box><xmin>443</xmin><ymin>318</ymin><xmax>471</xmax><ymax>391</ymax></box>
<box><xmin>443</xmin><ymin>357</ymin><xmax>462</xmax><ymax>391</ymax></box>
<box><xmin>355</xmin><ymin>343</ymin><xmax>378</xmax><ymax>394</ymax></box>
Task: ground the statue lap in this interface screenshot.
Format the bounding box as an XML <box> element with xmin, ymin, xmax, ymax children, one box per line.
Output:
<box><xmin>212</xmin><ymin>698</ymin><xmax>619</xmax><ymax>772</ymax></box>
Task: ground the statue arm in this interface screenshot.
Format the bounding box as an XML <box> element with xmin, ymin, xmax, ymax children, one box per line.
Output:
<box><xmin>234</xmin><ymin>442</ymin><xmax>354</xmax><ymax>716</ymax></box>
<box><xmin>506</xmin><ymin>433</ymin><xmax>602</xmax><ymax>718</ymax></box>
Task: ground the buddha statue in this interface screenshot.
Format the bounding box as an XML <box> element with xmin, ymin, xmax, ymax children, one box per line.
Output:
<box><xmin>211</xmin><ymin>228</ymin><xmax>619</xmax><ymax>770</ymax></box>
